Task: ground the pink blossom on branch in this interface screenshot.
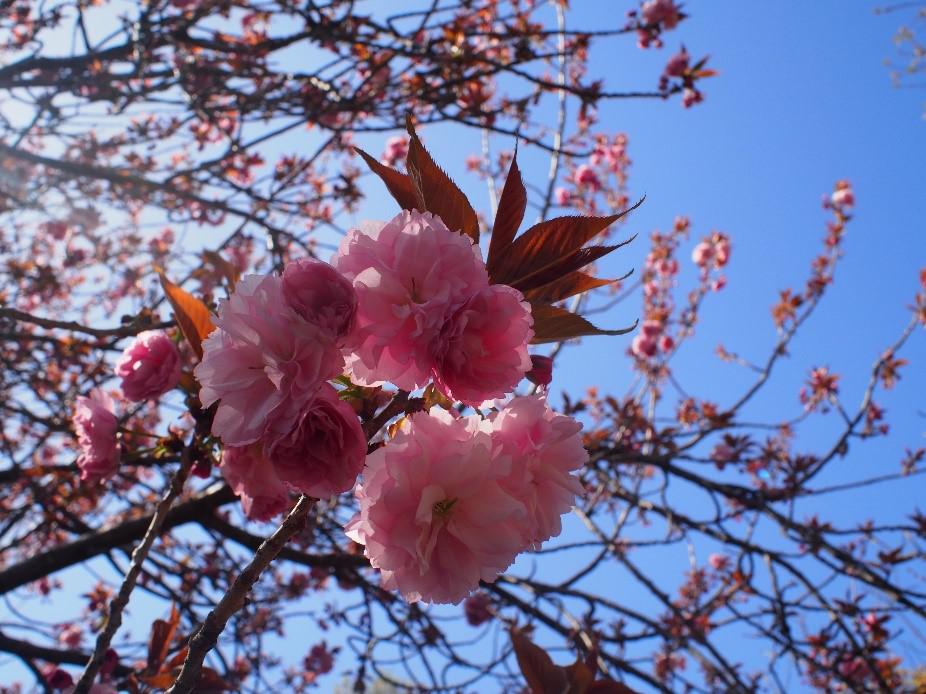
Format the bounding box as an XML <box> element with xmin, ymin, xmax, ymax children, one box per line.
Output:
<box><xmin>430</xmin><ymin>284</ymin><xmax>534</xmax><ymax>406</ymax></box>
<box><xmin>72</xmin><ymin>389</ymin><xmax>120</xmax><ymax>481</ymax></box>
<box><xmin>220</xmin><ymin>445</ymin><xmax>290</xmax><ymax>522</ymax></box>
<box><xmin>491</xmin><ymin>395</ymin><xmax>588</xmax><ymax>547</ymax></box>
<box><xmin>346</xmin><ymin>407</ymin><xmax>527</xmax><ymax>604</ymax></box>
<box><xmin>115</xmin><ymin>330</ymin><xmax>181</xmax><ymax>401</ymax></box>
<box><xmin>335</xmin><ymin>210</ymin><xmax>489</xmax><ymax>391</ymax></box>
<box><xmin>195</xmin><ymin>274</ymin><xmax>342</xmax><ymax>446</ymax></box>
<box><xmin>265</xmin><ymin>383</ymin><xmax>367</xmax><ymax>499</ymax></box>
<box><xmin>282</xmin><ymin>258</ymin><xmax>357</xmax><ymax>342</ymax></box>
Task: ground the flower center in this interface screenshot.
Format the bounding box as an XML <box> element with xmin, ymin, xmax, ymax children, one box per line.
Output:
<box><xmin>432</xmin><ymin>497</ymin><xmax>458</xmax><ymax>518</ymax></box>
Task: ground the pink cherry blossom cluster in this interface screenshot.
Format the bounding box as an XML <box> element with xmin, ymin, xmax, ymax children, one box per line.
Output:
<box><xmin>194</xmin><ymin>259</ymin><xmax>366</xmax><ymax>518</ymax></box>
<box><xmin>346</xmin><ymin>395</ymin><xmax>587</xmax><ymax>604</ymax></box>
<box><xmin>627</xmin><ymin>0</ymin><xmax>684</xmax><ymax>49</ymax></box>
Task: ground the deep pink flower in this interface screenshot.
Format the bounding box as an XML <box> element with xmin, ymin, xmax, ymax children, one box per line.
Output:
<box><xmin>282</xmin><ymin>258</ymin><xmax>357</xmax><ymax>341</ymax></box>
<box><xmin>431</xmin><ymin>284</ymin><xmax>533</xmax><ymax>406</ymax></box>
<box><xmin>73</xmin><ymin>389</ymin><xmax>120</xmax><ymax>481</ymax></box>
<box><xmin>266</xmin><ymin>383</ymin><xmax>367</xmax><ymax>499</ymax></box>
<box><xmin>195</xmin><ymin>274</ymin><xmax>342</xmax><ymax>446</ymax></box>
<box><xmin>43</xmin><ymin>665</ymin><xmax>73</xmax><ymax>690</ymax></box>
<box><xmin>632</xmin><ymin>333</ymin><xmax>658</xmax><ymax>358</ymax></box>
<box><xmin>664</xmin><ymin>48</ymin><xmax>689</xmax><ymax>77</ymax></box>
<box><xmin>555</xmin><ymin>187</ymin><xmax>571</xmax><ymax>206</ymax></box>
<box><xmin>574</xmin><ymin>164</ymin><xmax>601</xmax><ymax>190</ymax></box>
<box><xmin>220</xmin><ymin>445</ymin><xmax>290</xmax><ymax>521</ymax></box>
<box><xmin>346</xmin><ymin>407</ymin><xmax>526</xmax><ymax>604</ymax></box>
<box><xmin>115</xmin><ymin>331</ymin><xmax>181</xmax><ymax>401</ymax></box>
<box><xmin>335</xmin><ymin>210</ymin><xmax>489</xmax><ymax>391</ymax></box>
<box><xmin>491</xmin><ymin>395</ymin><xmax>587</xmax><ymax>546</ymax></box>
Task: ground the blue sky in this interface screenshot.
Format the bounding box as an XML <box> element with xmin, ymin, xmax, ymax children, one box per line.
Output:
<box><xmin>2</xmin><ymin>2</ymin><xmax>924</xmax><ymax>691</ymax></box>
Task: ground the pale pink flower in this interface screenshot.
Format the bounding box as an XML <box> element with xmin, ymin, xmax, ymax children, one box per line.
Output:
<box><xmin>490</xmin><ymin>395</ymin><xmax>587</xmax><ymax>546</ymax></box>
<box><xmin>115</xmin><ymin>331</ymin><xmax>181</xmax><ymax>401</ymax></box>
<box><xmin>431</xmin><ymin>284</ymin><xmax>533</xmax><ymax>405</ymax></box>
<box><xmin>58</xmin><ymin>623</ymin><xmax>82</xmax><ymax>649</ymax></box>
<box><xmin>282</xmin><ymin>258</ymin><xmax>357</xmax><ymax>341</ymax></box>
<box><xmin>555</xmin><ymin>186</ymin><xmax>571</xmax><ymax>206</ymax></box>
<box><xmin>73</xmin><ymin>389</ymin><xmax>120</xmax><ymax>481</ymax></box>
<box><xmin>346</xmin><ymin>407</ymin><xmax>526</xmax><ymax>604</ymax></box>
<box><xmin>335</xmin><ymin>210</ymin><xmax>489</xmax><ymax>391</ymax></box>
<box><xmin>691</xmin><ymin>241</ymin><xmax>714</xmax><ymax>267</ymax></box>
<box><xmin>195</xmin><ymin>274</ymin><xmax>342</xmax><ymax>446</ymax></box>
<box><xmin>266</xmin><ymin>383</ymin><xmax>367</xmax><ymax>498</ymax></box>
<box><xmin>220</xmin><ymin>445</ymin><xmax>290</xmax><ymax>521</ymax></box>
<box><xmin>831</xmin><ymin>183</ymin><xmax>854</xmax><ymax>209</ymax></box>
<box><xmin>641</xmin><ymin>0</ymin><xmax>682</xmax><ymax>29</ymax></box>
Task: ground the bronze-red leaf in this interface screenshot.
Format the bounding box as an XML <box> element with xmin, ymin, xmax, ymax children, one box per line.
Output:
<box><xmin>530</xmin><ymin>303</ymin><xmax>637</xmax><ymax>344</ymax></box>
<box><xmin>490</xmin><ymin>198</ymin><xmax>641</xmax><ymax>287</ymax></box>
<box><xmin>405</xmin><ymin>118</ymin><xmax>479</xmax><ymax>242</ymax></box>
<box><xmin>524</xmin><ymin>271</ymin><xmax>621</xmax><ymax>304</ymax></box>
<box><xmin>354</xmin><ymin>146</ymin><xmax>419</xmax><ymax>211</ymax></box>
<box><xmin>487</xmin><ymin>153</ymin><xmax>527</xmax><ymax>273</ymax></box>
<box><xmin>157</xmin><ymin>272</ymin><xmax>214</xmax><ymax>362</ymax></box>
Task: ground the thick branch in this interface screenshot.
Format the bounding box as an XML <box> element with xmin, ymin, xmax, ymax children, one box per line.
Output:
<box><xmin>0</xmin><ymin>486</ymin><xmax>235</xmax><ymax>595</ymax></box>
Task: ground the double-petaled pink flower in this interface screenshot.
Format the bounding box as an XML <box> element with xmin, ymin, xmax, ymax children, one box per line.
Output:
<box><xmin>195</xmin><ymin>272</ymin><xmax>345</xmax><ymax>446</ymax></box>
<box><xmin>346</xmin><ymin>395</ymin><xmax>588</xmax><ymax>604</ymax></box>
<box><xmin>115</xmin><ymin>330</ymin><xmax>181</xmax><ymax>401</ymax></box>
<box><xmin>266</xmin><ymin>383</ymin><xmax>367</xmax><ymax>499</ymax></box>
<box><xmin>335</xmin><ymin>210</ymin><xmax>533</xmax><ymax>403</ymax></box>
<box><xmin>346</xmin><ymin>407</ymin><xmax>528</xmax><ymax>604</ymax></box>
<box><xmin>73</xmin><ymin>389</ymin><xmax>120</xmax><ymax>481</ymax></box>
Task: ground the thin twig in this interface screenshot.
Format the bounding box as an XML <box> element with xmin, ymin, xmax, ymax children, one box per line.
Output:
<box><xmin>165</xmin><ymin>495</ymin><xmax>316</xmax><ymax>693</ymax></box>
<box><xmin>72</xmin><ymin>452</ymin><xmax>194</xmax><ymax>692</ymax></box>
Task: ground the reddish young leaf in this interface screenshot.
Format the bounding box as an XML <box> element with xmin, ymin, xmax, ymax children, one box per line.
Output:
<box><xmin>146</xmin><ymin>604</ymin><xmax>180</xmax><ymax>673</ymax></box>
<box><xmin>487</xmin><ymin>153</ymin><xmax>527</xmax><ymax>273</ymax></box>
<box><xmin>524</xmin><ymin>271</ymin><xmax>619</xmax><ymax>304</ymax></box>
<box><xmin>564</xmin><ymin>659</ymin><xmax>596</xmax><ymax>693</ymax></box>
<box><xmin>140</xmin><ymin>672</ymin><xmax>176</xmax><ymax>689</ymax></box>
<box><xmin>354</xmin><ymin>146</ymin><xmax>419</xmax><ymax>211</ymax></box>
<box><xmin>511</xmin><ymin>629</ymin><xmax>569</xmax><ymax>694</ymax></box>
<box><xmin>405</xmin><ymin>118</ymin><xmax>480</xmax><ymax>242</ymax></box>
<box><xmin>490</xmin><ymin>198</ymin><xmax>642</xmax><ymax>287</ymax></box>
<box><xmin>511</xmin><ymin>241</ymin><xmax>634</xmax><ymax>293</ymax></box>
<box><xmin>587</xmin><ymin>681</ymin><xmax>642</xmax><ymax>694</ymax></box>
<box><xmin>530</xmin><ymin>303</ymin><xmax>637</xmax><ymax>344</ymax></box>
<box><xmin>157</xmin><ymin>271</ymin><xmax>215</xmax><ymax>361</ymax></box>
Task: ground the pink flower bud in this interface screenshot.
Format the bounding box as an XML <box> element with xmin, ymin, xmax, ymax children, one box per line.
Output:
<box><xmin>555</xmin><ymin>187</ymin><xmax>571</xmax><ymax>206</ymax></box>
<box><xmin>659</xmin><ymin>334</ymin><xmax>675</xmax><ymax>352</ymax></box>
<box><xmin>664</xmin><ymin>48</ymin><xmax>689</xmax><ymax>77</ymax></box>
<box><xmin>115</xmin><ymin>331</ymin><xmax>182</xmax><ymax>402</ymax></box>
<box><xmin>526</xmin><ymin>354</ymin><xmax>554</xmax><ymax>389</ymax></box>
<box><xmin>464</xmin><ymin>592</ymin><xmax>494</xmax><ymax>626</ymax></box>
<box><xmin>641</xmin><ymin>320</ymin><xmax>662</xmax><ymax>338</ymax></box>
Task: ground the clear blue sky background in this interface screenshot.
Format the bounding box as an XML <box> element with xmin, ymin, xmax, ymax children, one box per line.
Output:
<box><xmin>2</xmin><ymin>2</ymin><xmax>924</xmax><ymax>691</ymax></box>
